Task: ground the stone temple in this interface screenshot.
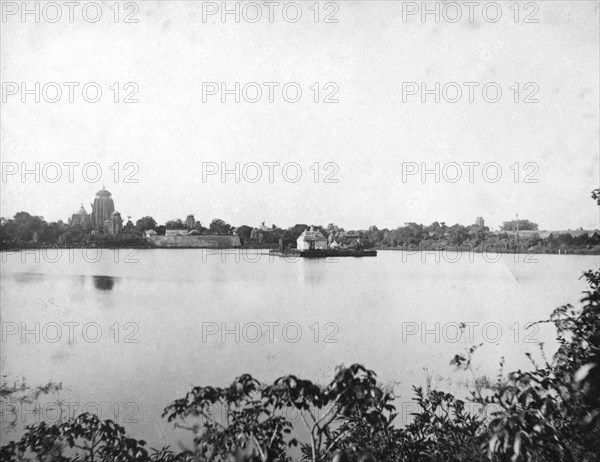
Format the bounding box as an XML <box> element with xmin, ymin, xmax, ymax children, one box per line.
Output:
<box><xmin>68</xmin><ymin>204</ymin><xmax>92</xmax><ymax>230</ymax></box>
<box><xmin>91</xmin><ymin>187</ymin><xmax>115</xmax><ymax>229</ymax></box>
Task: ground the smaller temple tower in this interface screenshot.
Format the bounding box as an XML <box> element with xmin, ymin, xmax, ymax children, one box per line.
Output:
<box><xmin>108</xmin><ymin>211</ymin><xmax>123</xmax><ymax>235</ymax></box>
<box><xmin>69</xmin><ymin>204</ymin><xmax>92</xmax><ymax>230</ymax></box>
<box><xmin>186</xmin><ymin>215</ymin><xmax>196</xmax><ymax>229</ymax></box>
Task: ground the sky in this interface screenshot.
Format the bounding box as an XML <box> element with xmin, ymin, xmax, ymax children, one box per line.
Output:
<box><xmin>1</xmin><ymin>0</ymin><xmax>599</xmax><ymax>231</ymax></box>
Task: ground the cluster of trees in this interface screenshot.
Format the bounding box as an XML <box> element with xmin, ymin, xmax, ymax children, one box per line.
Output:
<box><xmin>500</xmin><ymin>219</ymin><xmax>538</xmax><ymax>231</ymax></box>
<box><xmin>361</xmin><ymin>222</ymin><xmax>481</xmax><ymax>248</ymax></box>
<box><xmin>1</xmin><ymin>268</ymin><xmax>599</xmax><ymax>461</ymax></box>
<box><xmin>0</xmin><ymin>212</ymin><xmax>65</xmax><ymax>244</ymax></box>
<box><xmin>364</xmin><ymin>222</ymin><xmax>599</xmax><ymax>253</ymax></box>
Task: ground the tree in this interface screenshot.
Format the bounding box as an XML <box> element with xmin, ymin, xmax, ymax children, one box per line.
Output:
<box><xmin>0</xmin><ymin>413</ymin><xmax>154</xmax><ymax>462</ymax></box>
<box><xmin>169</xmin><ymin>219</ymin><xmax>185</xmax><ymax>229</ymax></box>
<box><xmin>2</xmin><ymin>212</ymin><xmax>48</xmax><ymax>242</ymax></box>
<box><xmin>61</xmin><ymin>225</ymin><xmax>85</xmax><ymax>245</ymax></box>
<box><xmin>446</xmin><ymin>224</ymin><xmax>468</xmax><ymax>246</ymax></box>
<box><xmin>163</xmin><ymin>374</ymin><xmax>292</xmax><ymax>462</ymax></box>
<box><xmin>289</xmin><ymin>224</ymin><xmax>308</xmax><ymax>240</ymax></box>
<box><xmin>135</xmin><ymin>216</ymin><xmax>157</xmax><ymax>233</ymax></box>
<box><xmin>501</xmin><ymin>219</ymin><xmax>538</xmax><ymax>231</ymax></box>
<box><xmin>165</xmin><ymin>219</ymin><xmax>186</xmax><ymax>229</ymax></box>
<box><xmin>163</xmin><ymin>364</ymin><xmax>388</xmax><ymax>462</ymax></box>
<box><xmin>41</xmin><ymin>221</ymin><xmax>67</xmax><ymax>243</ymax></box>
<box><xmin>236</xmin><ymin>225</ymin><xmax>253</xmax><ymax>244</ymax></box>
<box><xmin>209</xmin><ymin>219</ymin><xmax>233</xmax><ymax>235</ymax></box>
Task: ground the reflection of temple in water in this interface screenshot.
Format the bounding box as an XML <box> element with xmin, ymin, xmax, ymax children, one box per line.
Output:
<box><xmin>92</xmin><ymin>275</ymin><xmax>115</xmax><ymax>291</ymax></box>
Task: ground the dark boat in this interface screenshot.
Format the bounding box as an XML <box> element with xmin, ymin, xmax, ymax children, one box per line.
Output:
<box><xmin>269</xmin><ymin>249</ymin><xmax>377</xmax><ymax>258</ymax></box>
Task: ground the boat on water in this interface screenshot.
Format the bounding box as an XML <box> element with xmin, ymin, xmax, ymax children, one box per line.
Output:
<box><xmin>269</xmin><ymin>248</ymin><xmax>377</xmax><ymax>258</ymax></box>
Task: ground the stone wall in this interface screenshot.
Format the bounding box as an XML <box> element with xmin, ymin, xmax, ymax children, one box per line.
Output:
<box><xmin>148</xmin><ymin>235</ymin><xmax>241</xmax><ymax>248</ymax></box>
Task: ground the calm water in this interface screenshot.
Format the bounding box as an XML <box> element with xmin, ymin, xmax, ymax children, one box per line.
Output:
<box><xmin>1</xmin><ymin>249</ymin><xmax>598</xmax><ymax>447</ymax></box>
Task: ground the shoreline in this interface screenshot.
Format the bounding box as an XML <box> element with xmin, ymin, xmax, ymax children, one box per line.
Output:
<box><xmin>1</xmin><ymin>245</ymin><xmax>598</xmax><ymax>255</ymax></box>
<box><xmin>374</xmin><ymin>246</ymin><xmax>599</xmax><ymax>256</ymax></box>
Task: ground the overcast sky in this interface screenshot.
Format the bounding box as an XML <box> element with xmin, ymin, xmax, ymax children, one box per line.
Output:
<box><xmin>1</xmin><ymin>0</ymin><xmax>598</xmax><ymax>231</ymax></box>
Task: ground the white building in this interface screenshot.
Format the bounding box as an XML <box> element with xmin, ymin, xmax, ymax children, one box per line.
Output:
<box><xmin>296</xmin><ymin>226</ymin><xmax>328</xmax><ymax>250</ymax></box>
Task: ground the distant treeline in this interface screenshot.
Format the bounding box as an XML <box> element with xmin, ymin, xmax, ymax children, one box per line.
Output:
<box><xmin>1</xmin><ymin>212</ymin><xmax>598</xmax><ymax>254</ymax></box>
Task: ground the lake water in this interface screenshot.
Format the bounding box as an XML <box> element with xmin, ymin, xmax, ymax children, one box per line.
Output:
<box><xmin>1</xmin><ymin>249</ymin><xmax>598</xmax><ymax>448</ymax></box>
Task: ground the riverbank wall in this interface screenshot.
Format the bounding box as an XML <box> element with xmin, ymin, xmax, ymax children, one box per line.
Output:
<box><xmin>148</xmin><ymin>234</ymin><xmax>241</xmax><ymax>248</ymax></box>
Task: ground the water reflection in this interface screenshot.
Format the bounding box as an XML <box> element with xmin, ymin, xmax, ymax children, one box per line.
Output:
<box><xmin>92</xmin><ymin>275</ymin><xmax>115</xmax><ymax>291</ymax></box>
<box><xmin>9</xmin><ymin>272</ymin><xmax>45</xmax><ymax>285</ymax></box>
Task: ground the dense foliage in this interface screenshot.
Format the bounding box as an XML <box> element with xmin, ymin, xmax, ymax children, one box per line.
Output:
<box><xmin>500</xmin><ymin>220</ymin><xmax>539</xmax><ymax>232</ymax></box>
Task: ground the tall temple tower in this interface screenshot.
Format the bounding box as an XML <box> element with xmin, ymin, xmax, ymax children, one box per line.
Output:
<box><xmin>91</xmin><ymin>187</ymin><xmax>115</xmax><ymax>229</ymax></box>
